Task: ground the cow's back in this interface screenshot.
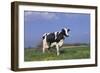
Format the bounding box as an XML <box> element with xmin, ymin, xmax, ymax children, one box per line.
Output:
<box><xmin>46</xmin><ymin>33</ymin><xmax>55</xmax><ymax>44</ymax></box>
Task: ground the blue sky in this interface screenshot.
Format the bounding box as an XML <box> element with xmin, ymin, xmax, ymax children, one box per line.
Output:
<box><xmin>24</xmin><ymin>11</ymin><xmax>90</xmax><ymax>48</ymax></box>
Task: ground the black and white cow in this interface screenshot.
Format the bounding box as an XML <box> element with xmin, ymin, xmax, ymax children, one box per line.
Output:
<box><xmin>42</xmin><ymin>28</ymin><xmax>70</xmax><ymax>56</ymax></box>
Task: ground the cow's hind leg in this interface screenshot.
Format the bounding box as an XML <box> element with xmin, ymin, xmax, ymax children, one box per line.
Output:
<box><xmin>43</xmin><ymin>42</ymin><xmax>46</xmax><ymax>53</ymax></box>
<box><xmin>42</xmin><ymin>39</ymin><xmax>49</xmax><ymax>53</ymax></box>
<box><xmin>43</xmin><ymin>40</ymin><xmax>45</xmax><ymax>53</ymax></box>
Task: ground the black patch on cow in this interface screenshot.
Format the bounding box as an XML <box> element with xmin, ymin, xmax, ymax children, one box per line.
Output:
<box><xmin>46</xmin><ymin>32</ymin><xmax>55</xmax><ymax>44</ymax></box>
<box><xmin>55</xmin><ymin>32</ymin><xmax>65</xmax><ymax>42</ymax></box>
<box><xmin>46</xmin><ymin>31</ymin><xmax>65</xmax><ymax>45</ymax></box>
<box><xmin>61</xmin><ymin>28</ymin><xmax>66</xmax><ymax>36</ymax></box>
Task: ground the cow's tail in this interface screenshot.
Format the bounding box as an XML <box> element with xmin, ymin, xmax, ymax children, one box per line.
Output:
<box><xmin>42</xmin><ymin>33</ymin><xmax>48</xmax><ymax>53</ymax></box>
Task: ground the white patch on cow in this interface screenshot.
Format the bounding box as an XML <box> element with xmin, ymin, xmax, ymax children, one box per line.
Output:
<box><xmin>58</xmin><ymin>39</ymin><xmax>64</xmax><ymax>47</ymax></box>
<box><xmin>50</xmin><ymin>39</ymin><xmax>64</xmax><ymax>56</ymax></box>
<box><xmin>50</xmin><ymin>42</ymin><xmax>57</xmax><ymax>47</ymax></box>
<box><xmin>43</xmin><ymin>33</ymin><xmax>50</xmax><ymax>37</ymax></box>
<box><xmin>46</xmin><ymin>33</ymin><xmax>50</xmax><ymax>35</ymax></box>
<box><xmin>43</xmin><ymin>33</ymin><xmax>46</xmax><ymax>36</ymax></box>
<box><xmin>54</xmin><ymin>32</ymin><xmax>57</xmax><ymax>40</ymax></box>
<box><xmin>64</xmin><ymin>28</ymin><xmax>69</xmax><ymax>36</ymax></box>
<box><xmin>50</xmin><ymin>42</ymin><xmax>60</xmax><ymax>56</ymax></box>
<box><xmin>50</xmin><ymin>39</ymin><xmax>64</xmax><ymax>48</ymax></box>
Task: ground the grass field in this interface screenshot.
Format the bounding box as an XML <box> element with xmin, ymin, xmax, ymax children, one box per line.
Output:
<box><xmin>24</xmin><ymin>45</ymin><xmax>90</xmax><ymax>61</ymax></box>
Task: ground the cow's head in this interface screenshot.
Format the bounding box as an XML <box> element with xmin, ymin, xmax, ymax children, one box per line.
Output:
<box><xmin>61</xmin><ymin>28</ymin><xmax>70</xmax><ymax>37</ymax></box>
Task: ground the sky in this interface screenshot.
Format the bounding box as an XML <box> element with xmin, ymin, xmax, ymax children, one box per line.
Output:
<box><xmin>24</xmin><ymin>11</ymin><xmax>90</xmax><ymax>48</ymax></box>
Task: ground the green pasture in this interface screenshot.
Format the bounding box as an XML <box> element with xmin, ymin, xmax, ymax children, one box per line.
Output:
<box><xmin>24</xmin><ymin>45</ymin><xmax>90</xmax><ymax>61</ymax></box>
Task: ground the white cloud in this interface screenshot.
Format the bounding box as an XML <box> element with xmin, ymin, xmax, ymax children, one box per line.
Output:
<box><xmin>41</xmin><ymin>12</ymin><xmax>58</xmax><ymax>19</ymax></box>
<box><xmin>25</xmin><ymin>11</ymin><xmax>59</xmax><ymax>20</ymax></box>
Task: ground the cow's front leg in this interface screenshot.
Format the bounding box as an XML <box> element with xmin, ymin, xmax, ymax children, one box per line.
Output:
<box><xmin>56</xmin><ymin>44</ymin><xmax>60</xmax><ymax>56</ymax></box>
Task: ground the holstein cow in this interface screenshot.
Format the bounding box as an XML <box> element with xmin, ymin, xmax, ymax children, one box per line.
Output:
<box><xmin>42</xmin><ymin>28</ymin><xmax>70</xmax><ymax>56</ymax></box>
